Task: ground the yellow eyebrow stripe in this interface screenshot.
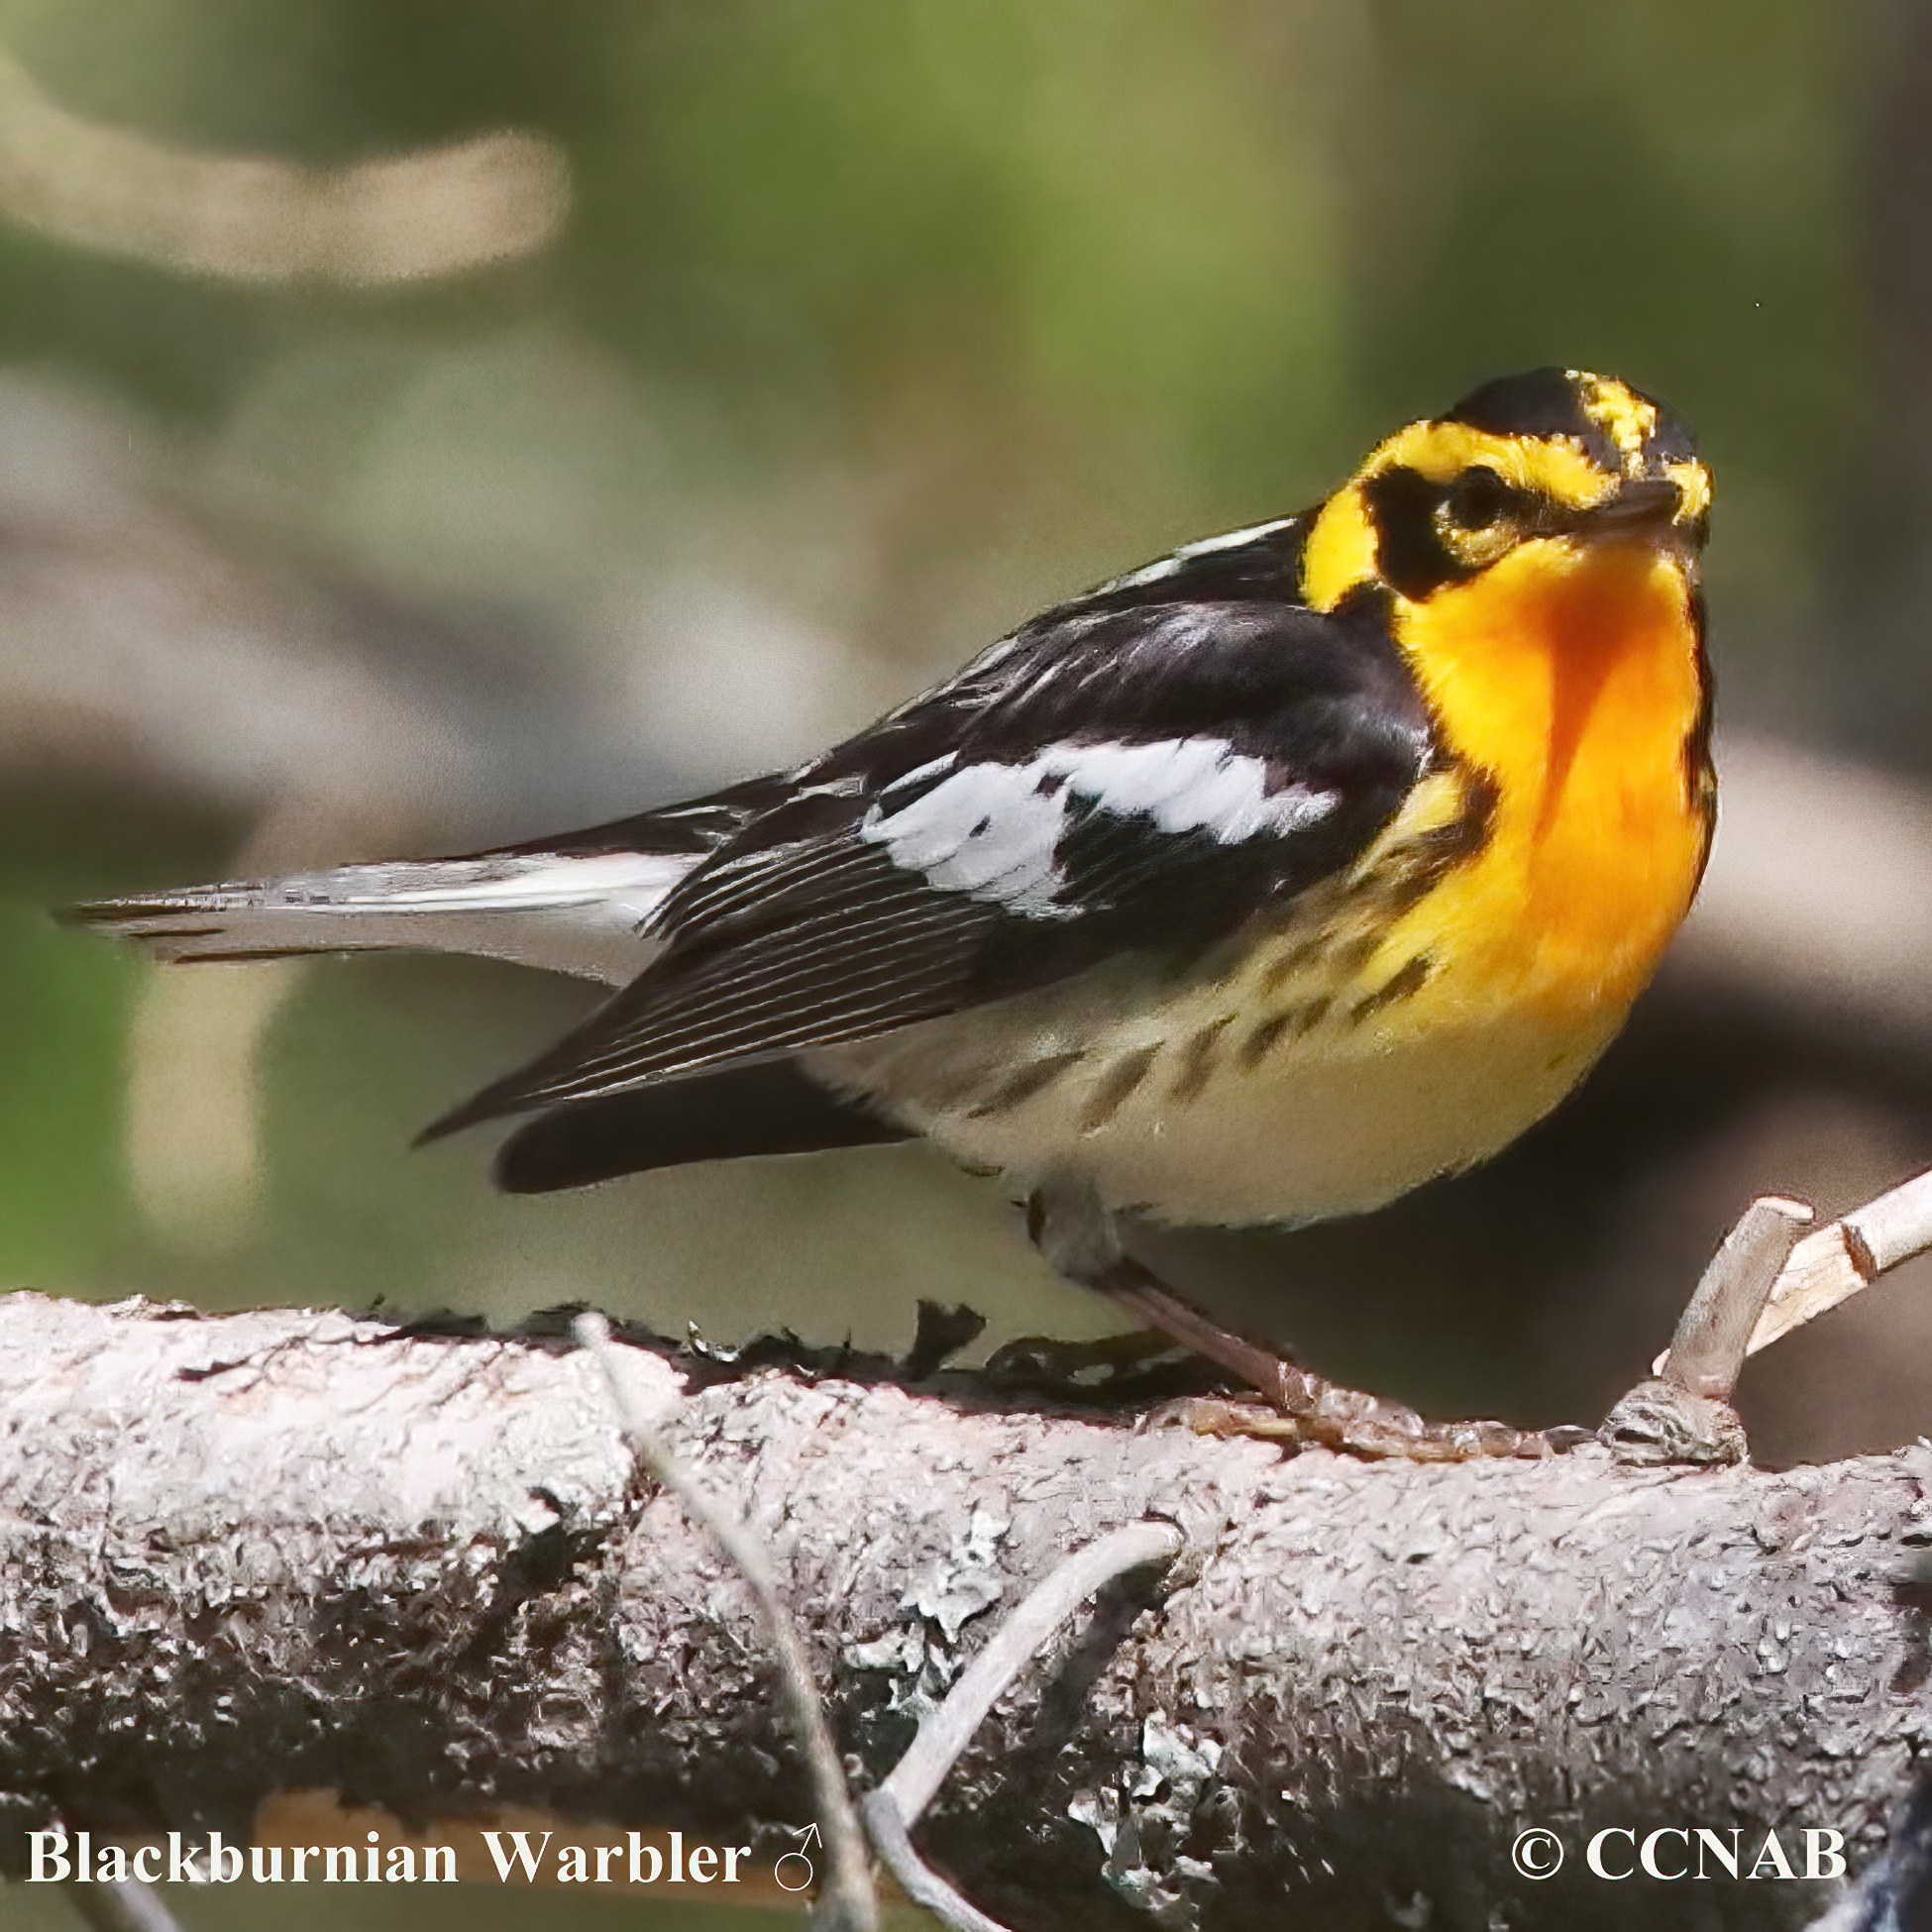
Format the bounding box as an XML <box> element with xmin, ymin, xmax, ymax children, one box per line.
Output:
<box><xmin>1370</xmin><ymin>419</ymin><xmax>1612</xmax><ymax>497</ymax></box>
<box><xmin>1298</xmin><ymin>419</ymin><xmax>1616</xmax><ymax>613</ymax></box>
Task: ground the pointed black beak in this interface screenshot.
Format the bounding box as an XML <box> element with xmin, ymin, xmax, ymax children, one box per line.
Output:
<box><xmin>1584</xmin><ymin>476</ymin><xmax>1684</xmax><ymax>532</ymax></box>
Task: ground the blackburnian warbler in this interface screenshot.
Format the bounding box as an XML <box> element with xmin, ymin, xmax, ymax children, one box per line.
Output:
<box><xmin>71</xmin><ymin>368</ymin><xmax>1713</xmax><ymax>1458</ymax></box>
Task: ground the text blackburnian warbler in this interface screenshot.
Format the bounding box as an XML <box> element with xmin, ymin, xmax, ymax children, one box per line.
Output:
<box><xmin>71</xmin><ymin>368</ymin><xmax>1713</xmax><ymax>1458</ymax></box>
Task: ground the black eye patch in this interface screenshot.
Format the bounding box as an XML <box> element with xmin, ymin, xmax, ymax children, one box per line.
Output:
<box><xmin>1443</xmin><ymin>466</ymin><xmax>1513</xmax><ymax>531</ymax></box>
<box><xmin>1361</xmin><ymin>465</ymin><xmax>1523</xmax><ymax>599</ymax></box>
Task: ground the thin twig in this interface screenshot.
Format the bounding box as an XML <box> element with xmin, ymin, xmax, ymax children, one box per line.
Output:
<box><xmin>573</xmin><ymin>1313</ymin><xmax>876</xmax><ymax>1932</ymax></box>
<box><xmin>879</xmin><ymin>1520</ymin><xmax>1183</xmax><ymax>1826</ymax></box>
<box><xmin>1661</xmin><ymin>1195</ymin><xmax>1813</xmax><ymax>1400</ymax></box>
<box><xmin>861</xmin><ymin>1519</ymin><xmax>1185</xmax><ymax>1932</ymax></box>
<box><xmin>62</xmin><ymin>1878</ymin><xmax>185</xmax><ymax>1932</ymax></box>
<box><xmin>1749</xmin><ymin>1166</ymin><xmax>1932</xmax><ymax>1356</ymax></box>
<box><xmin>861</xmin><ymin>1792</ymin><xmax>1018</xmax><ymax>1932</ymax></box>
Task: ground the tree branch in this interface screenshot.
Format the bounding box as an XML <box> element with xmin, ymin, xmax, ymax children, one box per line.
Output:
<box><xmin>1</xmin><ymin>1290</ymin><xmax>1926</xmax><ymax>1930</ymax></box>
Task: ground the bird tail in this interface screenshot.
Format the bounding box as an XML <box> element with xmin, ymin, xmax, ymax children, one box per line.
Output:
<box><xmin>61</xmin><ymin>846</ymin><xmax>701</xmax><ymax>988</ymax></box>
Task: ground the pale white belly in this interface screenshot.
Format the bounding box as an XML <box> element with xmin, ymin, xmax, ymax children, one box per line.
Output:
<box><xmin>805</xmin><ymin>958</ymin><xmax>1623</xmax><ymax>1231</ymax></box>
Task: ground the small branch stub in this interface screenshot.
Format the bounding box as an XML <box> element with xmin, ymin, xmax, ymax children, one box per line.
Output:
<box><xmin>1606</xmin><ymin>1194</ymin><xmax>1812</xmax><ymax>1464</ymax></box>
<box><xmin>1664</xmin><ymin>1195</ymin><xmax>1814</xmax><ymax>1399</ymax></box>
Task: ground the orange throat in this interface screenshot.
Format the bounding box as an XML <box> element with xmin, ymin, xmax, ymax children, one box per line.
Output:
<box><xmin>1395</xmin><ymin>536</ymin><xmax>1711</xmax><ymax>1020</ymax></box>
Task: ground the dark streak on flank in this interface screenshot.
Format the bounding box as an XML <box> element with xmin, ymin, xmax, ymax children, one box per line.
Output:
<box><xmin>1240</xmin><ymin>1011</ymin><xmax>1296</xmax><ymax>1070</ymax></box>
<box><xmin>1170</xmin><ymin>1016</ymin><xmax>1234</xmax><ymax>1102</ymax></box>
<box><xmin>1328</xmin><ymin>933</ymin><xmax>1380</xmax><ymax>977</ymax></box>
<box><xmin>1679</xmin><ymin>585</ymin><xmax>1717</xmax><ymax>889</ymax></box>
<box><xmin>1238</xmin><ymin>997</ymin><xmax>1333</xmax><ymax>1071</ymax></box>
<box><xmin>1261</xmin><ymin>932</ymin><xmax>1329</xmax><ymax>994</ymax></box>
<box><xmin>1378</xmin><ymin>766</ymin><xmax>1500</xmax><ymax>913</ymax></box>
<box><xmin>969</xmin><ymin>1049</ymin><xmax>1086</xmax><ymax>1118</ymax></box>
<box><xmin>1349</xmin><ymin>954</ymin><xmax>1432</xmax><ymax>1025</ymax></box>
<box><xmin>1080</xmin><ymin>1043</ymin><xmax>1160</xmax><ymax>1133</ymax></box>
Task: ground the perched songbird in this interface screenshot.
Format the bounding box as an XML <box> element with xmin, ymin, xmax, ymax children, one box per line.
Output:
<box><xmin>69</xmin><ymin>368</ymin><xmax>1714</xmax><ymax>1458</ymax></box>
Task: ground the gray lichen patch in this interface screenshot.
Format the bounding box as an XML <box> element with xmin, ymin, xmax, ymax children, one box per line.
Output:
<box><xmin>907</xmin><ymin>1506</ymin><xmax>1011</xmax><ymax>1645</ymax></box>
<box><xmin>1069</xmin><ymin>1713</ymin><xmax>1225</xmax><ymax>1929</ymax></box>
<box><xmin>843</xmin><ymin>1507</ymin><xmax>1011</xmax><ymax>1736</ymax></box>
<box><xmin>845</xmin><ymin>1621</ymin><xmax>951</xmax><ymax>1733</ymax></box>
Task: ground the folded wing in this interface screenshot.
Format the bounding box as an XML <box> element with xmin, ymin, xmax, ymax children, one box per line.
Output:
<box><xmin>427</xmin><ymin>582</ymin><xmax>1433</xmax><ymax>1142</ymax></box>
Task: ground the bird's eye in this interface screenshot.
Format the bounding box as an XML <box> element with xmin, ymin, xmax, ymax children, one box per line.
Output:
<box><xmin>1443</xmin><ymin>467</ymin><xmax>1511</xmax><ymax>532</ymax></box>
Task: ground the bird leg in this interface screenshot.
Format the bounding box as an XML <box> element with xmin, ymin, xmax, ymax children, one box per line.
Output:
<box><xmin>1026</xmin><ymin>1185</ymin><xmax>1559</xmax><ymax>1462</ymax></box>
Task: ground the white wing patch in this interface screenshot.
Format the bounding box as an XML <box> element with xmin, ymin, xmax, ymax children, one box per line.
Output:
<box><xmin>861</xmin><ymin>736</ymin><xmax>1339</xmax><ymax>916</ymax></box>
<box><xmin>1103</xmin><ymin>556</ymin><xmax>1183</xmax><ymax>592</ymax></box>
<box><xmin>863</xmin><ymin>754</ymin><xmax>1064</xmax><ymax>912</ymax></box>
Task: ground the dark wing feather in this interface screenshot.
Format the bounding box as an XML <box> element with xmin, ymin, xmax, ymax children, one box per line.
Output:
<box><xmin>493</xmin><ymin>1060</ymin><xmax>908</xmax><ymax>1193</ymax></box>
<box><xmin>423</xmin><ymin>529</ymin><xmax>1433</xmax><ymax>1141</ymax></box>
<box><xmin>421</xmin><ymin>841</ymin><xmax>1004</xmax><ymax>1136</ymax></box>
<box><xmin>488</xmin><ymin>768</ymin><xmax>795</xmax><ymax>860</ymax></box>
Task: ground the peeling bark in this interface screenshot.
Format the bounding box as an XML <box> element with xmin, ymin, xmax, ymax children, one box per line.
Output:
<box><xmin>0</xmin><ymin>1290</ymin><xmax>1927</xmax><ymax>1931</ymax></box>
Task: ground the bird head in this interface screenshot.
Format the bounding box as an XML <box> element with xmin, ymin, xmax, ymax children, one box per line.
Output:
<box><xmin>1301</xmin><ymin>367</ymin><xmax>1710</xmax><ymax>613</ymax></box>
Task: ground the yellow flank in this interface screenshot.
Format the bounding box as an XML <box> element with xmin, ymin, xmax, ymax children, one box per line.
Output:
<box><xmin>1372</xmin><ymin>538</ymin><xmax>1707</xmax><ymax>1031</ymax></box>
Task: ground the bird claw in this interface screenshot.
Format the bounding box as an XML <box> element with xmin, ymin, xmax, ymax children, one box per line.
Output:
<box><xmin>1143</xmin><ymin>1391</ymin><xmax>1572</xmax><ymax>1462</ymax></box>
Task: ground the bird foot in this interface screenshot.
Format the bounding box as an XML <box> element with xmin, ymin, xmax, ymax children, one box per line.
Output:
<box><xmin>1063</xmin><ymin>1239</ymin><xmax>1575</xmax><ymax>1461</ymax></box>
<box><xmin>1146</xmin><ymin>1390</ymin><xmax>1584</xmax><ymax>1461</ymax></box>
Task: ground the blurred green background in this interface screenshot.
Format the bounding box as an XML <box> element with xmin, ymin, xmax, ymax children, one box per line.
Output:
<box><xmin>5</xmin><ymin>1</ymin><xmax>1932</xmax><ymax>1924</ymax></box>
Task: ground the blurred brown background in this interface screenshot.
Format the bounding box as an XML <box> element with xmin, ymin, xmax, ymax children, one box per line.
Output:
<box><xmin>5</xmin><ymin>4</ymin><xmax>1932</xmax><ymax>1919</ymax></box>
